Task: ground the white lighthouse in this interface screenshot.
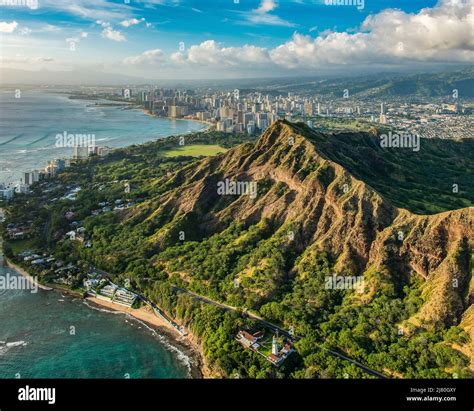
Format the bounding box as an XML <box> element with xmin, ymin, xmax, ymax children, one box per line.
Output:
<box><xmin>272</xmin><ymin>334</ymin><xmax>279</xmax><ymax>356</ymax></box>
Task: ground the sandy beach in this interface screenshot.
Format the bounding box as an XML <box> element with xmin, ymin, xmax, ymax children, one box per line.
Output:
<box><xmin>4</xmin><ymin>258</ymin><xmax>53</xmax><ymax>291</ymax></box>
<box><xmin>86</xmin><ymin>296</ymin><xmax>182</xmax><ymax>337</ymax></box>
<box><xmin>85</xmin><ymin>295</ymin><xmax>207</xmax><ymax>378</ymax></box>
<box><xmin>2</xmin><ymin>254</ymin><xmax>208</xmax><ymax>378</ymax></box>
<box><xmin>139</xmin><ymin>107</ymin><xmax>214</xmax><ymax>129</ymax></box>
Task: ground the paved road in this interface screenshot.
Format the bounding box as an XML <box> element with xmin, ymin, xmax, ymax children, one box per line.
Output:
<box><xmin>90</xmin><ymin>269</ymin><xmax>387</xmax><ymax>379</ymax></box>
<box><xmin>171</xmin><ymin>285</ymin><xmax>387</xmax><ymax>379</ymax></box>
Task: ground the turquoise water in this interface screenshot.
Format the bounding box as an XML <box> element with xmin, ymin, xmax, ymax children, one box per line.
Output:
<box><xmin>0</xmin><ymin>90</ymin><xmax>202</xmax><ymax>378</ymax></box>
<box><xmin>0</xmin><ymin>89</ymin><xmax>206</xmax><ymax>184</ymax></box>
<box><xmin>0</xmin><ymin>258</ymin><xmax>191</xmax><ymax>378</ymax></box>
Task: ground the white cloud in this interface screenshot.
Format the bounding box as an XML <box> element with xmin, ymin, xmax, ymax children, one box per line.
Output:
<box><xmin>96</xmin><ymin>20</ymin><xmax>126</xmax><ymax>41</ymax></box>
<box><xmin>269</xmin><ymin>0</ymin><xmax>474</xmax><ymax>68</ymax></box>
<box><xmin>96</xmin><ymin>20</ymin><xmax>110</xmax><ymax>28</ymax></box>
<box><xmin>120</xmin><ymin>18</ymin><xmax>146</xmax><ymax>27</ymax></box>
<box><xmin>41</xmin><ymin>24</ymin><xmax>62</xmax><ymax>32</ymax></box>
<box><xmin>123</xmin><ymin>49</ymin><xmax>165</xmax><ymax>65</ymax></box>
<box><xmin>171</xmin><ymin>40</ymin><xmax>271</xmax><ymax>67</ymax></box>
<box><xmin>245</xmin><ymin>13</ymin><xmax>296</xmax><ymax>27</ymax></box>
<box><xmin>102</xmin><ymin>27</ymin><xmax>126</xmax><ymax>41</ymax></box>
<box><xmin>66</xmin><ymin>37</ymin><xmax>80</xmax><ymax>44</ymax></box>
<box><xmin>5</xmin><ymin>0</ymin><xmax>474</xmax><ymax>78</ymax></box>
<box><xmin>40</xmin><ymin>0</ymin><xmax>131</xmax><ymax>21</ymax></box>
<box><xmin>256</xmin><ymin>0</ymin><xmax>278</xmax><ymax>14</ymax></box>
<box><xmin>122</xmin><ymin>0</ymin><xmax>474</xmax><ymax>77</ymax></box>
<box><xmin>0</xmin><ymin>21</ymin><xmax>18</xmax><ymax>33</ymax></box>
<box><xmin>240</xmin><ymin>0</ymin><xmax>295</xmax><ymax>27</ymax></box>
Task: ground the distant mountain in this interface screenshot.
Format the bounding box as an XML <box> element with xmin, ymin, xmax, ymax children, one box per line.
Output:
<box><xmin>2</xmin><ymin>67</ymin><xmax>473</xmax><ymax>95</ymax></box>
<box><xmin>246</xmin><ymin>67</ymin><xmax>474</xmax><ymax>99</ymax></box>
<box><xmin>356</xmin><ymin>66</ymin><xmax>474</xmax><ymax>98</ymax></box>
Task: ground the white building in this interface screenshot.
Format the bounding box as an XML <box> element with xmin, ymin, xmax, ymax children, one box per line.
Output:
<box><xmin>15</xmin><ymin>184</ymin><xmax>30</xmax><ymax>194</ymax></box>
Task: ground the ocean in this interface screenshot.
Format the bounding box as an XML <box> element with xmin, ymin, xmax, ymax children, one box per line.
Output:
<box><xmin>0</xmin><ymin>89</ymin><xmax>205</xmax><ymax>378</ymax></box>
<box><xmin>0</xmin><ymin>89</ymin><xmax>206</xmax><ymax>184</ymax></box>
<box><xmin>0</xmin><ymin>259</ymin><xmax>192</xmax><ymax>378</ymax></box>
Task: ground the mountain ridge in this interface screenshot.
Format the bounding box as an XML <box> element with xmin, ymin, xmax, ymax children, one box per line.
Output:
<box><xmin>62</xmin><ymin>119</ymin><xmax>473</xmax><ymax>376</ymax></box>
<box><xmin>127</xmin><ymin>121</ymin><xmax>472</xmax><ymax>334</ymax></box>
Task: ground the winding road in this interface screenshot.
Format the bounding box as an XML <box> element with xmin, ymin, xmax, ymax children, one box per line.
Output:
<box><xmin>170</xmin><ymin>285</ymin><xmax>388</xmax><ymax>379</ymax></box>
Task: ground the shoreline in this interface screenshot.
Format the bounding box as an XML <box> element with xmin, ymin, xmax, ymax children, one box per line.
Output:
<box><xmin>4</xmin><ymin>258</ymin><xmax>53</xmax><ymax>291</ymax></box>
<box><xmin>2</xmin><ymin>255</ymin><xmax>208</xmax><ymax>378</ymax></box>
<box><xmin>84</xmin><ymin>296</ymin><xmax>206</xmax><ymax>379</ymax></box>
<box><xmin>1</xmin><ymin>95</ymin><xmax>210</xmax><ymax>186</ymax></box>
<box><xmin>139</xmin><ymin>107</ymin><xmax>214</xmax><ymax>129</ymax></box>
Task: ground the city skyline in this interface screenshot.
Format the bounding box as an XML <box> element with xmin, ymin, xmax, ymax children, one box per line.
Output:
<box><xmin>1</xmin><ymin>0</ymin><xmax>473</xmax><ymax>83</ymax></box>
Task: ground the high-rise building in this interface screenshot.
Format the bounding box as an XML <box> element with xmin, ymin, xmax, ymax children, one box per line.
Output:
<box><xmin>23</xmin><ymin>172</ymin><xmax>32</xmax><ymax>185</ymax></box>
<box><xmin>169</xmin><ymin>105</ymin><xmax>188</xmax><ymax>118</ymax></box>
<box><xmin>244</xmin><ymin>113</ymin><xmax>255</xmax><ymax>127</ymax></box>
<box><xmin>268</xmin><ymin>113</ymin><xmax>278</xmax><ymax>125</ymax></box>
<box><xmin>237</xmin><ymin>110</ymin><xmax>244</xmax><ymax>124</ymax></box>
<box><xmin>256</xmin><ymin>113</ymin><xmax>268</xmax><ymax>130</ymax></box>
<box><xmin>217</xmin><ymin>118</ymin><xmax>233</xmax><ymax>133</ymax></box>
<box><xmin>219</xmin><ymin>107</ymin><xmax>233</xmax><ymax>119</ymax></box>
<box><xmin>23</xmin><ymin>170</ymin><xmax>41</xmax><ymax>185</ymax></box>
<box><xmin>45</xmin><ymin>159</ymin><xmax>66</xmax><ymax>176</ymax></box>
<box><xmin>197</xmin><ymin>111</ymin><xmax>211</xmax><ymax>121</ymax></box>
<box><xmin>138</xmin><ymin>91</ymin><xmax>149</xmax><ymax>103</ymax></box>
<box><xmin>72</xmin><ymin>146</ymin><xmax>89</xmax><ymax>160</ymax></box>
<box><xmin>234</xmin><ymin>123</ymin><xmax>244</xmax><ymax>133</ymax></box>
<box><xmin>304</xmin><ymin>101</ymin><xmax>313</xmax><ymax>116</ymax></box>
<box><xmin>380</xmin><ymin>103</ymin><xmax>387</xmax><ymax>124</ymax></box>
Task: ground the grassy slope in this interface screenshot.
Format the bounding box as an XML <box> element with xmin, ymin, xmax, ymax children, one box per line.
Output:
<box><xmin>163</xmin><ymin>145</ymin><xmax>227</xmax><ymax>157</ymax></box>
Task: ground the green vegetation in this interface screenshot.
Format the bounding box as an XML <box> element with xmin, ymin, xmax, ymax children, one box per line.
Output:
<box><xmin>291</xmin><ymin>121</ymin><xmax>474</xmax><ymax>214</ymax></box>
<box><xmin>2</xmin><ymin>125</ymin><xmax>472</xmax><ymax>379</ymax></box>
<box><xmin>299</xmin><ymin>116</ymin><xmax>392</xmax><ymax>135</ymax></box>
<box><xmin>163</xmin><ymin>144</ymin><xmax>227</xmax><ymax>157</ymax></box>
<box><xmin>7</xmin><ymin>239</ymin><xmax>36</xmax><ymax>254</ymax></box>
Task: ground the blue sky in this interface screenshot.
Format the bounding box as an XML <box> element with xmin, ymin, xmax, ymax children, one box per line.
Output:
<box><xmin>0</xmin><ymin>0</ymin><xmax>472</xmax><ymax>80</ymax></box>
